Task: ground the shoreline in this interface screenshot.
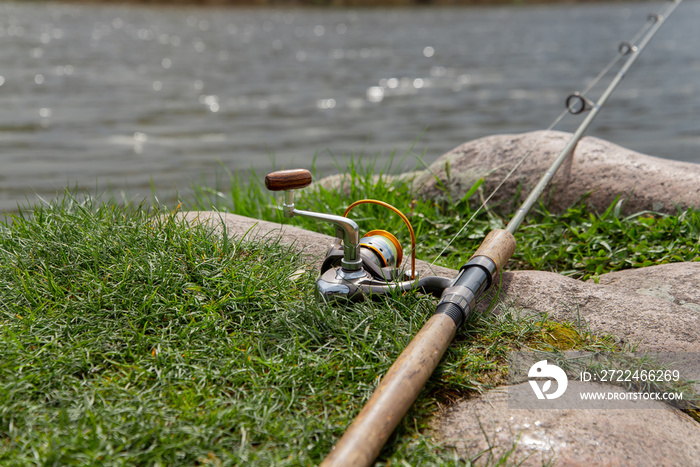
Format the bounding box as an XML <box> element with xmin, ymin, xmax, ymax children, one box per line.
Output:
<box><xmin>47</xmin><ymin>0</ymin><xmax>655</xmax><ymax>6</ymax></box>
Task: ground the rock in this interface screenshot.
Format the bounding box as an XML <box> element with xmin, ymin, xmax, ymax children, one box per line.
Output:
<box><xmin>176</xmin><ymin>211</ymin><xmax>335</xmax><ymax>270</ymax></box>
<box><xmin>174</xmin><ymin>211</ymin><xmax>457</xmax><ymax>280</ymax></box>
<box><xmin>312</xmin><ymin>173</ymin><xmax>400</xmax><ymax>199</ymax></box>
<box><xmin>594</xmin><ymin>262</ymin><xmax>700</xmax><ymax>315</ymax></box>
<box><xmin>487</xmin><ymin>264</ymin><xmax>700</xmax><ymax>353</ymax></box>
<box><xmin>431</xmin><ymin>382</ymin><xmax>700</xmax><ymax>466</ymax></box>
<box><xmin>317</xmin><ymin>131</ymin><xmax>700</xmax><ymax>215</ymax></box>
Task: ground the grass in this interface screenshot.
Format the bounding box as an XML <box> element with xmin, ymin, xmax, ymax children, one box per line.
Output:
<box><xmin>0</xmin><ymin>158</ymin><xmax>698</xmax><ymax>464</ymax></box>
<box><xmin>189</xmin><ymin>157</ymin><xmax>700</xmax><ymax>280</ymax></box>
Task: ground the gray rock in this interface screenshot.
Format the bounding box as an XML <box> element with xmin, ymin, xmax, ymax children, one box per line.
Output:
<box><xmin>326</xmin><ymin>130</ymin><xmax>700</xmax><ymax>215</ymax></box>
<box><xmin>174</xmin><ymin>211</ymin><xmax>457</xmax><ymax>280</ymax></box>
<box><xmin>176</xmin><ymin>211</ymin><xmax>335</xmax><ymax>270</ymax></box>
<box><xmin>313</xmin><ymin>172</ymin><xmax>398</xmax><ymax>199</ymax></box>
<box><xmin>489</xmin><ymin>265</ymin><xmax>700</xmax><ymax>353</ymax></box>
<box><xmin>594</xmin><ymin>262</ymin><xmax>700</xmax><ymax>315</ymax></box>
<box><xmin>432</xmin><ymin>382</ymin><xmax>700</xmax><ymax>466</ymax></box>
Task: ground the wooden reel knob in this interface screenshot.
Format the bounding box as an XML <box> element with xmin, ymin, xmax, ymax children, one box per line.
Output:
<box><xmin>265</xmin><ymin>169</ymin><xmax>312</xmax><ymax>191</ymax></box>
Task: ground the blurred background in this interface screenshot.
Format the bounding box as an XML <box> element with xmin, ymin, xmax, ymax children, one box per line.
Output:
<box><xmin>1</xmin><ymin>0</ymin><xmax>698</xmax><ymax>213</ymax></box>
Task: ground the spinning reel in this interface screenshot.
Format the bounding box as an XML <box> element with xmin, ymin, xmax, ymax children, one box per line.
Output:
<box><xmin>265</xmin><ymin>169</ymin><xmax>452</xmax><ymax>301</ymax></box>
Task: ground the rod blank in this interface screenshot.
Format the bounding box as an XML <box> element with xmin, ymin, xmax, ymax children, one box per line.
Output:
<box><xmin>506</xmin><ymin>0</ymin><xmax>681</xmax><ymax>234</ymax></box>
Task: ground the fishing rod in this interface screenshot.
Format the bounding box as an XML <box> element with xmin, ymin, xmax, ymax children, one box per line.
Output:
<box><xmin>265</xmin><ymin>1</ymin><xmax>681</xmax><ymax>464</ymax></box>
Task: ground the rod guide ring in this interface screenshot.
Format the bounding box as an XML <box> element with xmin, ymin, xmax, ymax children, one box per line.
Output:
<box><xmin>618</xmin><ymin>41</ymin><xmax>638</xmax><ymax>55</ymax></box>
<box><xmin>565</xmin><ymin>92</ymin><xmax>595</xmax><ymax>115</ymax></box>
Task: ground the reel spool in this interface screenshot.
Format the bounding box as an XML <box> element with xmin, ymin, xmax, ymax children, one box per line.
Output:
<box><xmin>321</xmin><ymin>227</ymin><xmax>407</xmax><ymax>283</ymax></box>
<box><xmin>343</xmin><ymin>198</ymin><xmax>416</xmax><ymax>280</ymax></box>
<box><xmin>360</xmin><ymin>230</ymin><xmax>403</xmax><ymax>270</ymax></box>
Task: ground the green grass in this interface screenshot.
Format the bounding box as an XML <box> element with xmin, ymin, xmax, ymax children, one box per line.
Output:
<box><xmin>1</xmin><ymin>157</ymin><xmax>698</xmax><ymax>464</ymax></box>
<box><xmin>0</xmin><ymin>193</ymin><xmax>619</xmax><ymax>465</ymax></box>
<box><xmin>189</xmin><ymin>158</ymin><xmax>700</xmax><ymax>280</ymax></box>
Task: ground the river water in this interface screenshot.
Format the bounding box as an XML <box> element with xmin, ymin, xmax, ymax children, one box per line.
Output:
<box><xmin>1</xmin><ymin>1</ymin><xmax>698</xmax><ymax>213</ymax></box>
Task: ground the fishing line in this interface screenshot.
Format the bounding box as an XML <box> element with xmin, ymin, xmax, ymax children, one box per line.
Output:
<box><xmin>431</xmin><ymin>1</ymin><xmax>678</xmax><ymax>265</ymax></box>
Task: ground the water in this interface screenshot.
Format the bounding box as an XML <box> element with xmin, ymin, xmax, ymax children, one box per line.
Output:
<box><xmin>1</xmin><ymin>1</ymin><xmax>698</xmax><ymax>213</ymax></box>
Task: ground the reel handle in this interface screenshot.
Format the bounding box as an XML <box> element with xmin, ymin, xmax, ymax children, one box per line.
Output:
<box><xmin>265</xmin><ymin>167</ymin><xmax>362</xmax><ymax>272</ymax></box>
<box><xmin>265</xmin><ymin>169</ymin><xmax>312</xmax><ymax>191</ymax></box>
